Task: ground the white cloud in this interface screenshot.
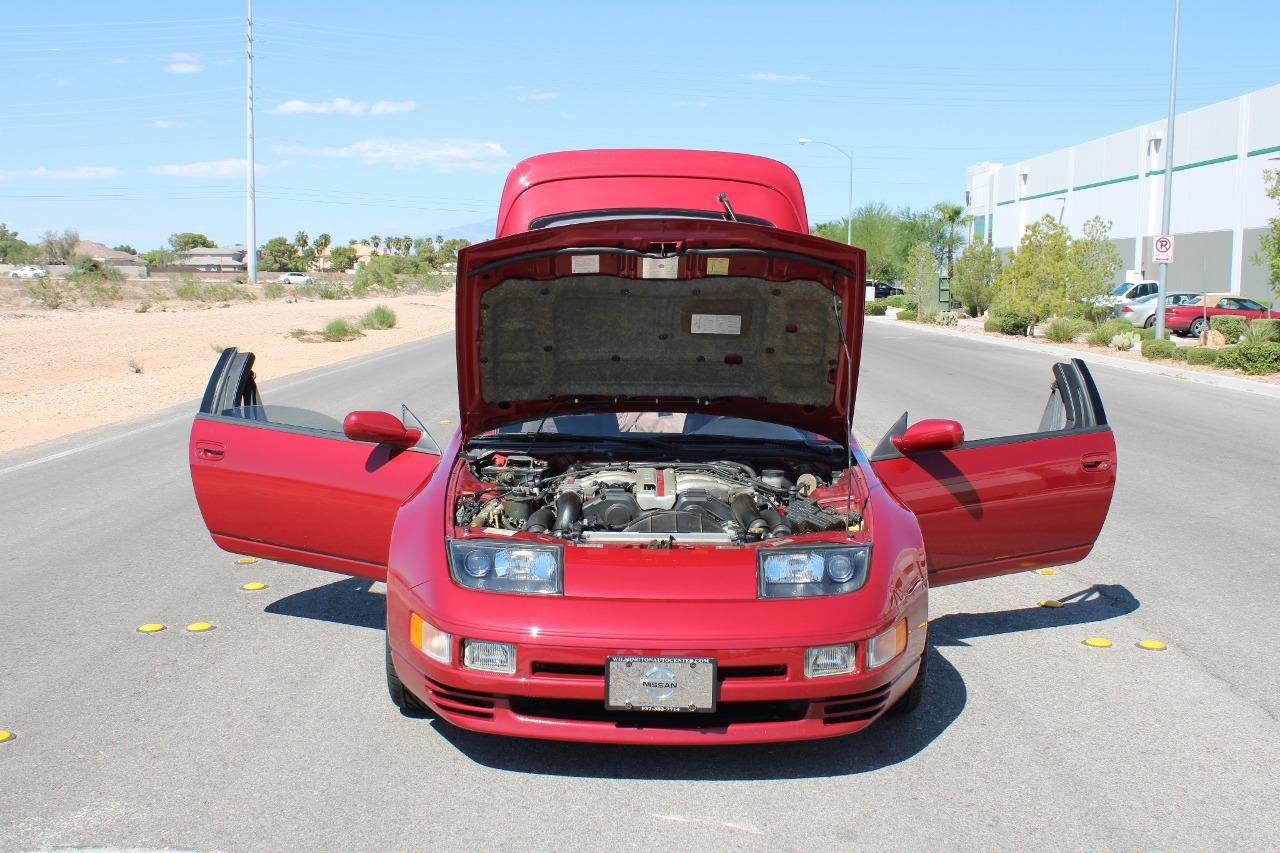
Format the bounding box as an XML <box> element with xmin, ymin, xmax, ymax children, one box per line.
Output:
<box><xmin>148</xmin><ymin>159</ymin><xmax>270</xmax><ymax>178</ymax></box>
<box><xmin>748</xmin><ymin>72</ymin><xmax>808</xmax><ymax>82</ymax></box>
<box><xmin>152</xmin><ymin>119</ymin><xmax>183</xmax><ymax>129</ymax></box>
<box><xmin>165</xmin><ymin>62</ymin><xmax>203</xmax><ymax>74</ymax></box>
<box><xmin>369</xmin><ymin>99</ymin><xmax>415</xmax><ymax>115</ymax></box>
<box><xmin>273</xmin><ymin>138</ymin><xmax>507</xmax><ymax>170</ymax></box>
<box><xmin>29</xmin><ymin>166</ymin><xmax>121</xmax><ymax>180</ymax></box>
<box><xmin>517</xmin><ymin>91</ymin><xmax>558</xmax><ymax>102</ymax></box>
<box><xmin>271</xmin><ymin>98</ymin><xmax>417</xmax><ymax>116</ymax></box>
<box><xmin>272</xmin><ymin>97</ymin><xmax>367</xmax><ymax>115</ymax></box>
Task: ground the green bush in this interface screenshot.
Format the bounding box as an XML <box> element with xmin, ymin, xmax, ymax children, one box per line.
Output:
<box><xmin>1245</xmin><ymin>318</ymin><xmax>1279</xmax><ymax>344</ymax></box>
<box><xmin>1209</xmin><ymin>315</ymin><xmax>1247</xmax><ymax>343</ymax></box>
<box><xmin>1185</xmin><ymin>347</ymin><xmax>1220</xmax><ymax>366</ymax></box>
<box><xmin>886</xmin><ymin>294</ymin><xmax>914</xmax><ymax>309</ymax></box>
<box><xmin>1135</xmin><ymin>326</ymin><xmax>1156</xmax><ymax>340</ymax></box>
<box><xmin>321</xmin><ymin>318</ymin><xmax>363</xmax><ymax>342</ymax></box>
<box><xmin>174</xmin><ymin>275</ymin><xmax>255</xmax><ymax>302</ymax></box>
<box><xmin>1141</xmin><ymin>339</ymin><xmax>1177</xmax><ymax>360</ymax></box>
<box><xmin>262</xmin><ymin>281</ymin><xmax>286</xmax><ymax>299</ymax></box>
<box><xmin>994</xmin><ymin>312</ymin><xmax>1032</xmax><ymax>336</ymax></box>
<box><xmin>864</xmin><ymin>300</ymin><xmax>888</xmax><ymax>316</ymax></box>
<box><xmin>360</xmin><ymin>304</ymin><xmax>397</xmax><ymax>330</ymax></box>
<box><xmin>25</xmin><ymin>278</ymin><xmax>74</xmax><ymax>309</ymax></box>
<box><xmin>1044</xmin><ymin>316</ymin><xmax>1089</xmax><ymax>343</ymax></box>
<box><xmin>935</xmin><ymin>310</ymin><xmax>961</xmax><ymax>326</ymax></box>
<box><xmin>1171</xmin><ymin>346</ymin><xmax>1189</xmax><ymax>362</ymax></box>
<box><xmin>1215</xmin><ymin>342</ymin><xmax>1280</xmax><ymax>375</ymax></box>
<box><xmin>897</xmin><ymin>309</ymin><xmax>917</xmax><ymax>322</ymax></box>
<box><xmin>1087</xmin><ymin>318</ymin><xmax>1134</xmax><ymax>347</ymax></box>
<box><xmin>983</xmin><ymin>317</ymin><xmax>1002</xmax><ymax>333</ymax></box>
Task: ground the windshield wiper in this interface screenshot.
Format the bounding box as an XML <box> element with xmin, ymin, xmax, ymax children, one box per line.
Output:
<box><xmin>718</xmin><ymin>192</ymin><xmax>738</xmax><ymax>222</ymax></box>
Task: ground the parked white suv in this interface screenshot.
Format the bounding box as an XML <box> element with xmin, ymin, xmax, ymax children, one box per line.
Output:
<box><xmin>9</xmin><ymin>265</ymin><xmax>48</xmax><ymax>279</ymax></box>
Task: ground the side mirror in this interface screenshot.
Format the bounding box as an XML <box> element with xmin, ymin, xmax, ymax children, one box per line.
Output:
<box><xmin>891</xmin><ymin>418</ymin><xmax>964</xmax><ymax>455</ymax></box>
<box><xmin>343</xmin><ymin>410</ymin><xmax>422</xmax><ymax>448</ymax></box>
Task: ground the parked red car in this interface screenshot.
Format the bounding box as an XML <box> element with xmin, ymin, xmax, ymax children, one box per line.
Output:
<box><xmin>189</xmin><ymin>149</ymin><xmax>1117</xmax><ymax>744</ymax></box>
<box><xmin>1164</xmin><ymin>293</ymin><xmax>1273</xmax><ymax>337</ymax></box>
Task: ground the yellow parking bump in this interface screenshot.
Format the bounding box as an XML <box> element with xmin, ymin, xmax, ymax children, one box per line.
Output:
<box><xmin>0</xmin><ymin>730</ymin><xmax>15</xmax><ymax>743</ymax></box>
<box><xmin>439</xmin><ymin>418</ymin><xmax>451</xmax><ymax>425</ymax></box>
<box><xmin>917</xmin><ymin>621</ymin><xmax>928</xmax><ymax>629</ymax></box>
<box><xmin>1137</xmin><ymin>639</ymin><xmax>1167</xmax><ymax>651</ymax></box>
<box><xmin>1083</xmin><ymin>637</ymin><xmax>1112</xmax><ymax>648</ymax></box>
<box><xmin>236</xmin><ymin>557</ymin><xmax>258</xmax><ymax>564</ymax></box>
<box><xmin>186</xmin><ymin>622</ymin><xmax>215</xmax><ymax>633</ymax></box>
<box><xmin>137</xmin><ymin>623</ymin><xmax>166</xmax><ymax>633</ymax></box>
<box><xmin>1035</xmin><ymin>568</ymin><xmax>1057</xmax><ymax>575</ymax></box>
<box><xmin>241</xmin><ymin>582</ymin><xmax>268</xmax><ymax>591</ymax></box>
<box><xmin>1039</xmin><ymin>599</ymin><xmax>1064</xmax><ymax>609</ymax></box>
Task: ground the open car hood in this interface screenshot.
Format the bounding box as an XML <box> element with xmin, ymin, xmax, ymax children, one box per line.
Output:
<box><xmin>455</xmin><ymin>219</ymin><xmax>865</xmax><ymax>443</ymax></box>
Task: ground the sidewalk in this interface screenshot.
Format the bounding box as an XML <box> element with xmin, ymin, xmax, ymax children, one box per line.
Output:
<box><xmin>865</xmin><ymin>314</ymin><xmax>1280</xmax><ymax>400</ymax></box>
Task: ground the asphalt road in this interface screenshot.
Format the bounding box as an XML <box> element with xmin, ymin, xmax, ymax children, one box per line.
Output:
<box><xmin>2</xmin><ymin>323</ymin><xmax>1277</xmax><ymax>851</ymax></box>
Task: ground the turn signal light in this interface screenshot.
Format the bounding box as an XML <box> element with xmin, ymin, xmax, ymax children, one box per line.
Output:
<box><xmin>867</xmin><ymin>618</ymin><xmax>908</xmax><ymax>669</ymax></box>
<box><xmin>410</xmin><ymin>612</ymin><xmax>451</xmax><ymax>664</ymax></box>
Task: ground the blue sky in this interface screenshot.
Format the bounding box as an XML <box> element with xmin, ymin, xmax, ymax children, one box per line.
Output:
<box><xmin>2</xmin><ymin>1</ymin><xmax>1277</xmax><ymax>251</ymax></box>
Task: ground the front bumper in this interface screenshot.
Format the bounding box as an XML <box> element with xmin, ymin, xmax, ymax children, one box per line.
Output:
<box><xmin>389</xmin><ymin>614</ymin><xmax>926</xmax><ymax>745</ymax></box>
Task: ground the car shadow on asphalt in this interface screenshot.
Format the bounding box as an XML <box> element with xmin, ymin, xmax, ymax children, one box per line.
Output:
<box><xmin>264</xmin><ymin>577</ymin><xmax>1137</xmax><ymax>780</ymax></box>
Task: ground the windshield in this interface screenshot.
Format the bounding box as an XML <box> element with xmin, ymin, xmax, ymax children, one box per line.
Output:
<box><xmin>1108</xmin><ymin>283</ymin><xmax>1132</xmax><ymax>296</ymax></box>
<box><xmin>485</xmin><ymin>412</ymin><xmax>833</xmax><ymax>444</ymax></box>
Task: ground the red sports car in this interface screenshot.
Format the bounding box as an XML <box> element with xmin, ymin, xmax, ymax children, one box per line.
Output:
<box><xmin>189</xmin><ymin>149</ymin><xmax>1117</xmax><ymax>744</ymax></box>
<box><xmin>1164</xmin><ymin>293</ymin><xmax>1273</xmax><ymax>337</ymax></box>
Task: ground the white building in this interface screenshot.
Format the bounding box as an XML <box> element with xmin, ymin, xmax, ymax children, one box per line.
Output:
<box><xmin>964</xmin><ymin>83</ymin><xmax>1280</xmax><ymax>300</ymax></box>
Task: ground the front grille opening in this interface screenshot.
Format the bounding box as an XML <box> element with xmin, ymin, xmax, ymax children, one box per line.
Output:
<box><xmin>510</xmin><ymin>697</ymin><xmax>808</xmax><ymax>728</ymax></box>
<box><xmin>530</xmin><ymin>663</ymin><xmax>788</xmax><ymax>680</ymax></box>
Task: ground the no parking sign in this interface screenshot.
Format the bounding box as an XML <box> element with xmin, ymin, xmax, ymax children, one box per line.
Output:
<box><xmin>1153</xmin><ymin>234</ymin><xmax>1175</xmax><ymax>263</ymax></box>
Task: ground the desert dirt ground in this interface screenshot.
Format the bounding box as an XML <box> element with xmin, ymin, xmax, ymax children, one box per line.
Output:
<box><xmin>0</xmin><ymin>290</ymin><xmax>456</xmax><ymax>453</ymax></box>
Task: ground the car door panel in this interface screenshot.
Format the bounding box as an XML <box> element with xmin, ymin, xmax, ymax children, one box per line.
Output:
<box><xmin>189</xmin><ymin>348</ymin><xmax>439</xmax><ymax>580</ymax></box>
<box><xmin>871</xmin><ymin>360</ymin><xmax>1116</xmax><ymax>585</ymax></box>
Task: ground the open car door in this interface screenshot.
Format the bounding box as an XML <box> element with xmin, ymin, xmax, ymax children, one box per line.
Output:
<box><xmin>188</xmin><ymin>348</ymin><xmax>441</xmax><ymax>581</ymax></box>
<box><xmin>870</xmin><ymin>359</ymin><xmax>1116</xmax><ymax>586</ymax></box>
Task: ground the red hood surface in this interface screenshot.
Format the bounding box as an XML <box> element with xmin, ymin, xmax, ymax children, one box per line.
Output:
<box><xmin>455</xmin><ymin>218</ymin><xmax>865</xmax><ymax>442</ymax></box>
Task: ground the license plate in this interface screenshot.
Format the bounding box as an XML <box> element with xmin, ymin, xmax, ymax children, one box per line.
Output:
<box><xmin>605</xmin><ymin>656</ymin><xmax>716</xmax><ymax>713</ymax></box>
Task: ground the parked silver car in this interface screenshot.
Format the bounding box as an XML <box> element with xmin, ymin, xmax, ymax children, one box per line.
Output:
<box><xmin>1113</xmin><ymin>292</ymin><xmax>1199</xmax><ymax>327</ymax></box>
<box><xmin>8</xmin><ymin>265</ymin><xmax>48</xmax><ymax>279</ymax></box>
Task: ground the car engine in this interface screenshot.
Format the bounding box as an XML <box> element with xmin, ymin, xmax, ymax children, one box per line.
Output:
<box><xmin>455</xmin><ymin>453</ymin><xmax>851</xmax><ymax>544</ymax></box>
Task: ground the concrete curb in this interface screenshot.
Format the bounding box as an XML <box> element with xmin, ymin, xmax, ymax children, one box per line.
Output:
<box><xmin>866</xmin><ymin>315</ymin><xmax>1280</xmax><ymax>400</ymax></box>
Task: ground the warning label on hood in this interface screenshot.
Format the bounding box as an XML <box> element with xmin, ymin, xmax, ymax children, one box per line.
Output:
<box><xmin>690</xmin><ymin>313</ymin><xmax>742</xmax><ymax>335</ymax></box>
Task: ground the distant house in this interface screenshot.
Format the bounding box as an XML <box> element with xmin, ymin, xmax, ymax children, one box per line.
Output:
<box><xmin>173</xmin><ymin>245</ymin><xmax>247</xmax><ymax>272</ymax></box>
<box><xmin>74</xmin><ymin>240</ymin><xmax>140</xmax><ymax>267</ymax></box>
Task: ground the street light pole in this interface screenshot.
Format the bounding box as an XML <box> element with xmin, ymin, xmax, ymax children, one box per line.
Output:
<box><xmin>1154</xmin><ymin>0</ymin><xmax>1181</xmax><ymax>340</ymax></box>
<box><xmin>799</xmin><ymin>138</ymin><xmax>854</xmax><ymax>245</ymax></box>
<box><xmin>245</xmin><ymin>0</ymin><xmax>258</xmax><ymax>284</ymax></box>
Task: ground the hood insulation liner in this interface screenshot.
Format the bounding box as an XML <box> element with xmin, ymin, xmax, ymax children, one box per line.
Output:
<box><xmin>478</xmin><ymin>275</ymin><xmax>841</xmax><ymax>408</ymax></box>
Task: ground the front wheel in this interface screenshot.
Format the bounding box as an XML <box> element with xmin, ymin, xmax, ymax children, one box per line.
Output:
<box><xmin>1189</xmin><ymin>318</ymin><xmax>1207</xmax><ymax>337</ymax></box>
<box><xmin>1144</xmin><ymin>315</ymin><xmax>1156</xmax><ymax>328</ymax></box>
<box><xmin>887</xmin><ymin>647</ymin><xmax>928</xmax><ymax>716</ymax></box>
<box><xmin>386</xmin><ymin>637</ymin><xmax>432</xmax><ymax>716</ymax></box>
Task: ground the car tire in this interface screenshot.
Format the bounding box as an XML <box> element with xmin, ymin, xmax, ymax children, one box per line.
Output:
<box><xmin>1189</xmin><ymin>318</ymin><xmax>1207</xmax><ymax>337</ymax></box>
<box><xmin>1144</xmin><ymin>315</ymin><xmax>1156</xmax><ymax>328</ymax></box>
<box><xmin>386</xmin><ymin>637</ymin><xmax>432</xmax><ymax>716</ymax></box>
<box><xmin>887</xmin><ymin>646</ymin><xmax>928</xmax><ymax>716</ymax></box>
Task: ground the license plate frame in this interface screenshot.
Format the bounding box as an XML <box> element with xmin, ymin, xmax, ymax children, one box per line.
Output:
<box><xmin>605</xmin><ymin>656</ymin><xmax>717</xmax><ymax>713</ymax></box>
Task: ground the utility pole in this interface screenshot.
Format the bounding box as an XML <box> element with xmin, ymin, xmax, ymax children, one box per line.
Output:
<box><xmin>246</xmin><ymin>0</ymin><xmax>258</xmax><ymax>284</ymax></box>
<box><xmin>1154</xmin><ymin>0</ymin><xmax>1181</xmax><ymax>340</ymax></box>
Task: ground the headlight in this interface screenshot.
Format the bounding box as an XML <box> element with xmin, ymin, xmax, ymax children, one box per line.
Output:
<box><xmin>867</xmin><ymin>618</ymin><xmax>908</xmax><ymax>669</ymax></box>
<box><xmin>757</xmin><ymin>545</ymin><xmax>870</xmax><ymax>598</ymax></box>
<box><xmin>447</xmin><ymin>539</ymin><xmax>563</xmax><ymax>595</ymax></box>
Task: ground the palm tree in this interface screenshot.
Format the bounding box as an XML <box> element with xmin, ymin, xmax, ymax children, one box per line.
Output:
<box><xmin>370</xmin><ymin>235</ymin><xmax>381</xmax><ymax>254</ymax></box>
<box><xmin>294</xmin><ymin>231</ymin><xmax>309</xmax><ymax>253</ymax></box>
<box><xmin>934</xmin><ymin>203</ymin><xmax>966</xmax><ymax>279</ymax></box>
<box><xmin>313</xmin><ymin>233</ymin><xmax>331</xmax><ymax>271</ymax></box>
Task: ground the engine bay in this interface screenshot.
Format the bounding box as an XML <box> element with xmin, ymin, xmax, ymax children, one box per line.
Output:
<box><xmin>454</xmin><ymin>451</ymin><xmax>858</xmax><ymax>545</ymax></box>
